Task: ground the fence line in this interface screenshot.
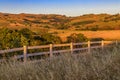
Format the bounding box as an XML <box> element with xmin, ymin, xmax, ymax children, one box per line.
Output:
<box><xmin>0</xmin><ymin>40</ymin><xmax>119</xmax><ymax>62</ymax></box>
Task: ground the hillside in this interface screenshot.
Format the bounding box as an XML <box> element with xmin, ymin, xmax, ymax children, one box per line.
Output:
<box><xmin>0</xmin><ymin>12</ymin><xmax>120</xmax><ymax>30</ymax></box>
<box><xmin>0</xmin><ymin>13</ymin><xmax>69</xmax><ymax>30</ymax></box>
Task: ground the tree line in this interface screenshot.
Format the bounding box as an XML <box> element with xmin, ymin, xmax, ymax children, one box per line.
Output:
<box><xmin>0</xmin><ymin>28</ymin><xmax>88</xmax><ymax>50</ymax></box>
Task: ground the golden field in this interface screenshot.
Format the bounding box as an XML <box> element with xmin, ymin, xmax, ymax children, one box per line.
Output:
<box><xmin>1</xmin><ymin>13</ymin><xmax>120</xmax><ymax>42</ymax></box>
<box><xmin>49</xmin><ymin>29</ymin><xmax>120</xmax><ymax>41</ymax></box>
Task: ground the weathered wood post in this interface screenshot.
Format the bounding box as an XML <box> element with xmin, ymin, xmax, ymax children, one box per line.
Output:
<box><xmin>50</xmin><ymin>44</ymin><xmax>53</xmax><ymax>57</ymax></box>
<box><xmin>88</xmin><ymin>41</ymin><xmax>91</xmax><ymax>54</ymax></box>
<box><xmin>70</xmin><ymin>42</ymin><xmax>73</xmax><ymax>54</ymax></box>
<box><xmin>23</xmin><ymin>46</ymin><xmax>27</xmax><ymax>63</ymax></box>
<box><xmin>115</xmin><ymin>40</ymin><xmax>118</xmax><ymax>46</ymax></box>
<box><xmin>101</xmin><ymin>40</ymin><xmax>104</xmax><ymax>51</ymax></box>
<box><xmin>13</xmin><ymin>55</ymin><xmax>17</xmax><ymax>61</ymax></box>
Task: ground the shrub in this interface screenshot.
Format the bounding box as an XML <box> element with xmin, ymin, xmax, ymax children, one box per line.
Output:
<box><xmin>41</xmin><ymin>33</ymin><xmax>62</xmax><ymax>44</ymax></box>
<box><xmin>90</xmin><ymin>38</ymin><xmax>104</xmax><ymax>41</ymax></box>
<box><xmin>90</xmin><ymin>26</ymin><xmax>98</xmax><ymax>31</ymax></box>
<box><xmin>72</xmin><ymin>20</ymin><xmax>96</xmax><ymax>26</ymax></box>
<box><xmin>67</xmin><ymin>33</ymin><xmax>88</xmax><ymax>43</ymax></box>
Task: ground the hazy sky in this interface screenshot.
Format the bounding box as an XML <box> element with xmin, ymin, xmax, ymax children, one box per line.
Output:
<box><xmin>0</xmin><ymin>0</ymin><xmax>120</xmax><ymax>16</ymax></box>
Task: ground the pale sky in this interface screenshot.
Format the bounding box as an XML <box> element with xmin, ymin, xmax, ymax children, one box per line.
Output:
<box><xmin>0</xmin><ymin>0</ymin><xmax>120</xmax><ymax>16</ymax></box>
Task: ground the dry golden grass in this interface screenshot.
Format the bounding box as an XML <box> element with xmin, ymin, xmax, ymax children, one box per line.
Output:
<box><xmin>0</xmin><ymin>13</ymin><xmax>120</xmax><ymax>31</ymax></box>
<box><xmin>49</xmin><ymin>29</ymin><xmax>120</xmax><ymax>42</ymax></box>
<box><xmin>0</xmin><ymin>46</ymin><xmax>120</xmax><ymax>80</ymax></box>
<box><xmin>4</xmin><ymin>25</ymin><xmax>120</xmax><ymax>42</ymax></box>
<box><xmin>0</xmin><ymin>13</ymin><xmax>120</xmax><ymax>42</ymax></box>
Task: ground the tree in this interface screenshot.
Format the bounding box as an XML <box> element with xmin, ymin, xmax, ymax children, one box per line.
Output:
<box><xmin>0</xmin><ymin>28</ymin><xmax>62</xmax><ymax>50</ymax></box>
<box><xmin>0</xmin><ymin>28</ymin><xmax>21</xmax><ymax>49</ymax></box>
<box><xmin>19</xmin><ymin>28</ymin><xmax>34</xmax><ymax>46</ymax></box>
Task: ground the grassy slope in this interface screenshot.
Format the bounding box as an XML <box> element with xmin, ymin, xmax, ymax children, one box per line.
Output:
<box><xmin>1</xmin><ymin>13</ymin><xmax>120</xmax><ymax>41</ymax></box>
<box><xmin>0</xmin><ymin>13</ymin><xmax>120</xmax><ymax>30</ymax></box>
<box><xmin>0</xmin><ymin>46</ymin><xmax>120</xmax><ymax>80</ymax></box>
<box><xmin>49</xmin><ymin>29</ymin><xmax>120</xmax><ymax>42</ymax></box>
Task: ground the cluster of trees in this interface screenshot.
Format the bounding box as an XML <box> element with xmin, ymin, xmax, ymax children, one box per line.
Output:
<box><xmin>0</xmin><ymin>28</ymin><xmax>61</xmax><ymax>49</ymax></box>
<box><xmin>0</xmin><ymin>28</ymin><xmax>88</xmax><ymax>50</ymax></box>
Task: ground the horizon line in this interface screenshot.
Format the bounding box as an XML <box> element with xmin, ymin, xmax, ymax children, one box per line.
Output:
<box><xmin>0</xmin><ymin>12</ymin><xmax>120</xmax><ymax>17</ymax></box>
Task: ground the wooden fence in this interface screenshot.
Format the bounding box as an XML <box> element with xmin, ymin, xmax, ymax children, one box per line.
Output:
<box><xmin>0</xmin><ymin>40</ymin><xmax>119</xmax><ymax>62</ymax></box>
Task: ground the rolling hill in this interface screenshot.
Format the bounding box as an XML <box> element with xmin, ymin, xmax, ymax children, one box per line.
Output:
<box><xmin>0</xmin><ymin>12</ymin><xmax>120</xmax><ymax>30</ymax></box>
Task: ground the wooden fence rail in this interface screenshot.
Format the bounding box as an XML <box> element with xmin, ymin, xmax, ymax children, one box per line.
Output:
<box><xmin>0</xmin><ymin>40</ymin><xmax>119</xmax><ymax>62</ymax></box>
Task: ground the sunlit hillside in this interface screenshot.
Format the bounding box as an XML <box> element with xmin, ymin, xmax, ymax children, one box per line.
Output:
<box><xmin>1</xmin><ymin>13</ymin><xmax>120</xmax><ymax>30</ymax></box>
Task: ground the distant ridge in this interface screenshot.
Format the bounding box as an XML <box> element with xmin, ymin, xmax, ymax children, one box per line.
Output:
<box><xmin>0</xmin><ymin>12</ymin><xmax>120</xmax><ymax>30</ymax></box>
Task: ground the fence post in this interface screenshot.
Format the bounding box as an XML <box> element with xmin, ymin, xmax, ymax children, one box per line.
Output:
<box><xmin>23</xmin><ymin>46</ymin><xmax>27</xmax><ymax>63</ymax></box>
<box><xmin>50</xmin><ymin>44</ymin><xmax>53</xmax><ymax>57</ymax></box>
<box><xmin>13</xmin><ymin>55</ymin><xmax>17</xmax><ymax>60</ymax></box>
<box><xmin>88</xmin><ymin>41</ymin><xmax>91</xmax><ymax>54</ymax></box>
<box><xmin>101</xmin><ymin>40</ymin><xmax>104</xmax><ymax>50</ymax></box>
<box><xmin>70</xmin><ymin>42</ymin><xmax>73</xmax><ymax>54</ymax></box>
<box><xmin>115</xmin><ymin>40</ymin><xmax>118</xmax><ymax>46</ymax></box>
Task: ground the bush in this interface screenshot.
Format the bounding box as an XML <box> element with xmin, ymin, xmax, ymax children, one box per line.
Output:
<box><xmin>41</xmin><ymin>33</ymin><xmax>62</xmax><ymax>44</ymax></box>
<box><xmin>67</xmin><ymin>33</ymin><xmax>88</xmax><ymax>43</ymax></box>
<box><xmin>90</xmin><ymin>26</ymin><xmax>98</xmax><ymax>31</ymax></box>
<box><xmin>90</xmin><ymin>38</ymin><xmax>104</xmax><ymax>41</ymax></box>
<box><xmin>72</xmin><ymin>20</ymin><xmax>96</xmax><ymax>26</ymax></box>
